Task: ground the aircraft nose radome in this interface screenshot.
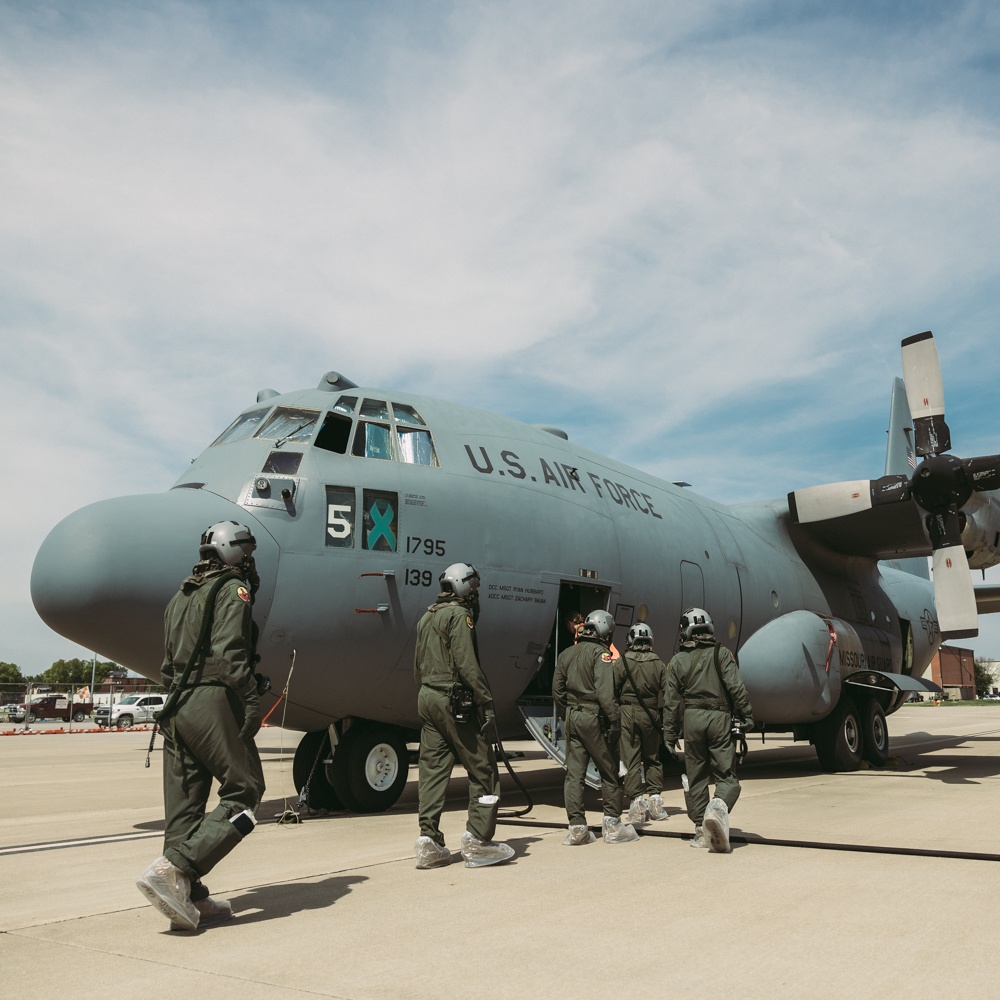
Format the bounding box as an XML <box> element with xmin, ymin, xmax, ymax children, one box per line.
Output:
<box><xmin>31</xmin><ymin>490</ymin><xmax>269</xmax><ymax>677</ymax></box>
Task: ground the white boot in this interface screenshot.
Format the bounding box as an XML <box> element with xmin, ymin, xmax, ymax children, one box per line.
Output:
<box><xmin>647</xmin><ymin>793</ymin><xmax>668</xmax><ymax>821</ymax></box>
<box><xmin>689</xmin><ymin>825</ymin><xmax>710</xmax><ymax>848</ymax></box>
<box><xmin>562</xmin><ymin>824</ymin><xmax>596</xmax><ymax>846</ymax></box>
<box><xmin>414</xmin><ymin>835</ymin><xmax>452</xmax><ymax>869</ymax></box>
<box><xmin>602</xmin><ymin>816</ymin><xmax>639</xmax><ymax>844</ymax></box>
<box><xmin>461</xmin><ymin>831</ymin><xmax>515</xmax><ymax>867</ymax></box>
<box><xmin>703</xmin><ymin>797</ymin><xmax>731</xmax><ymax>853</ymax></box>
<box><xmin>626</xmin><ymin>795</ymin><xmax>649</xmax><ymax>826</ymax></box>
<box><xmin>136</xmin><ymin>856</ymin><xmax>200</xmax><ymax>931</ymax></box>
<box><xmin>171</xmin><ymin>895</ymin><xmax>232</xmax><ymax>931</ymax></box>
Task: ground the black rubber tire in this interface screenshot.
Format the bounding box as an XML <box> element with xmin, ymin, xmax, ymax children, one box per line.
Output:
<box><xmin>327</xmin><ymin>727</ymin><xmax>363</xmax><ymax>812</ymax></box>
<box><xmin>814</xmin><ymin>693</ymin><xmax>863</xmax><ymax>771</ymax></box>
<box><xmin>72</xmin><ymin>711</ymin><xmax>86</xmax><ymax>722</ymax></box>
<box><xmin>117</xmin><ymin>714</ymin><xmax>133</xmax><ymax>730</ymax></box>
<box><xmin>861</xmin><ymin>699</ymin><xmax>890</xmax><ymax>768</ymax></box>
<box><xmin>292</xmin><ymin>730</ymin><xmax>343</xmax><ymax>811</ymax></box>
<box><xmin>344</xmin><ymin>724</ymin><xmax>410</xmax><ymax>813</ymax></box>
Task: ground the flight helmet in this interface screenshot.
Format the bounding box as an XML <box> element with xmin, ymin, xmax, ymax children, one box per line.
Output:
<box><xmin>627</xmin><ymin>622</ymin><xmax>654</xmax><ymax>647</ymax></box>
<box><xmin>200</xmin><ymin>521</ymin><xmax>257</xmax><ymax>566</ymax></box>
<box><xmin>440</xmin><ymin>562</ymin><xmax>480</xmax><ymax>599</ymax></box>
<box><xmin>679</xmin><ymin>607</ymin><xmax>713</xmax><ymax>640</ymax></box>
<box><xmin>583</xmin><ymin>609</ymin><xmax>615</xmax><ymax>640</ymax></box>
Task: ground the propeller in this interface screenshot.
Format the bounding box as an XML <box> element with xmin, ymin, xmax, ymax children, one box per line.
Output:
<box><xmin>789</xmin><ymin>331</ymin><xmax>1000</xmax><ymax>638</ymax></box>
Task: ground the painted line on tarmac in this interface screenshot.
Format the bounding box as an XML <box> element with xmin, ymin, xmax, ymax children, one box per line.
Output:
<box><xmin>498</xmin><ymin>818</ymin><xmax>1000</xmax><ymax>863</ymax></box>
<box><xmin>0</xmin><ymin>830</ymin><xmax>163</xmax><ymax>857</ymax></box>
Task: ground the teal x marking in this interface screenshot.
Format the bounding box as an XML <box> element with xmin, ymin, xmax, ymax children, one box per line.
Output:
<box><xmin>368</xmin><ymin>501</ymin><xmax>397</xmax><ymax>550</ymax></box>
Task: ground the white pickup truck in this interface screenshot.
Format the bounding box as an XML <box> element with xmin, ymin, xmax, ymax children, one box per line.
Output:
<box><xmin>93</xmin><ymin>693</ymin><xmax>166</xmax><ymax>729</ymax></box>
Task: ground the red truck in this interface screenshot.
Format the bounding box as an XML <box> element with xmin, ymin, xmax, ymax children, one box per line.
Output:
<box><xmin>17</xmin><ymin>694</ymin><xmax>94</xmax><ymax>723</ymax></box>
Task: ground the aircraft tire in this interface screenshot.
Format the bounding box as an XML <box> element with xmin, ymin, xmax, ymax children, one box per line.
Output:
<box><xmin>813</xmin><ymin>693</ymin><xmax>862</xmax><ymax>772</ymax></box>
<box><xmin>861</xmin><ymin>699</ymin><xmax>889</xmax><ymax>768</ymax></box>
<box><xmin>292</xmin><ymin>730</ymin><xmax>343</xmax><ymax>811</ymax></box>
<box><xmin>344</xmin><ymin>723</ymin><xmax>410</xmax><ymax>813</ymax></box>
<box><xmin>327</xmin><ymin>729</ymin><xmax>363</xmax><ymax>812</ymax></box>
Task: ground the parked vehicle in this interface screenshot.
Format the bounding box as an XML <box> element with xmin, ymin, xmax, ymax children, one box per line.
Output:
<box><xmin>19</xmin><ymin>694</ymin><xmax>94</xmax><ymax>723</ymax></box>
<box><xmin>93</xmin><ymin>693</ymin><xmax>165</xmax><ymax>729</ymax></box>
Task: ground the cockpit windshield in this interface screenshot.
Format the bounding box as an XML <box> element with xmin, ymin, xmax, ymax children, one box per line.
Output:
<box><xmin>212</xmin><ymin>408</ymin><xmax>271</xmax><ymax>446</ymax></box>
<box><xmin>256</xmin><ymin>407</ymin><xmax>320</xmax><ymax>444</ymax></box>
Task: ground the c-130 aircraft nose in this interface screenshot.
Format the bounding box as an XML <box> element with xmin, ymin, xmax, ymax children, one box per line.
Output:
<box><xmin>31</xmin><ymin>489</ymin><xmax>272</xmax><ymax>676</ymax></box>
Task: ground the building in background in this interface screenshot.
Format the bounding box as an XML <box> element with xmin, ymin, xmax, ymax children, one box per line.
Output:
<box><xmin>925</xmin><ymin>645</ymin><xmax>976</xmax><ymax>700</ymax></box>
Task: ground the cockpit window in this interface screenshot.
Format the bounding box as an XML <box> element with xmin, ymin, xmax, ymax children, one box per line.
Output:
<box><xmin>391</xmin><ymin>403</ymin><xmax>426</xmax><ymax>427</ymax></box>
<box><xmin>212</xmin><ymin>408</ymin><xmax>271</xmax><ymax>447</ymax></box>
<box><xmin>255</xmin><ymin>407</ymin><xmax>320</xmax><ymax>444</ymax></box>
<box><xmin>352</xmin><ymin>421</ymin><xmax>393</xmax><ymax>460</ymax></box>
<box><xmin>398</xmin><ymin>427</ymin><xmax>436</xmax><ymax>465</ymax></box>
<box><xmin>360</xmin><ymin>399</ymin><xmax>390</xmax><ymax>421</ymax></box>
<box><xmin>314</xmin><ymin>397</ymin><xmax>439</xmax><ymax>466</ymax></box>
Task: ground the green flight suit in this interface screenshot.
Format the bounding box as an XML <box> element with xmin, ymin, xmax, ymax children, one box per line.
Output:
<box><xmin>414</xmin><ymin>594</ymin><xmax>499</xmax><ymax>845</ymax></box>
<box><xmin>663</xmin><ymin>638</ymin><xmax>753</xmax><ymax>826</ymax></box>
<box><xmin>553</xmin><ymin>636</ymin><xmax>624</xmax><ymax>825</ymax></box>
<box><xmin>159</xmin><ymin>566</ymin><xmax>265</xmax><ymax>892</ymax></box>
<box><xmin>614</xmin><ymin>647</ymin><xmax>668</xmax><ymax>799</ymax></box>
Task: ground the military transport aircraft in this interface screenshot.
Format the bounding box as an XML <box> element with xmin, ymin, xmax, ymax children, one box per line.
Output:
<box><xmin>30</xmin><ymin>332</ymin><xmax>1000</xmax><ymax>812</ymax></box>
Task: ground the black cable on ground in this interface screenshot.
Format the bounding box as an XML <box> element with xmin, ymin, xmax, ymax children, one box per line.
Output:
<box><xmin>495</xmin><ymin>817</ymin><xmax>1000</xmax><ymax>863</ymax></box>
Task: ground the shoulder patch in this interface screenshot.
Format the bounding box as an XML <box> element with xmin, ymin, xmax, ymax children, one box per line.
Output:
<box><xmin>237</xmin><ymin>586</ymin><xmax>251</xmax><ymax>603</ymax></box>
<box><xmin>465</xmin><ymin>615</ymin><xmax>474</xmax><ymax>629</ymax></box>
<box><xmin>600</xmin><ymin>652</ymin><xmax>613</xmax><ymax>663</ymax></box>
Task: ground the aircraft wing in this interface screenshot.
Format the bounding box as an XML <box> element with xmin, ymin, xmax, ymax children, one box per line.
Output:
<box><xmin>787</xmin><ymin>495</ymin><xmax>931</xmax><ymax>560</ymax></box>
<box><xmin>975</xmin><ymin>585</ymin><xmax>1000</xmax><ymax>616</ymax></box>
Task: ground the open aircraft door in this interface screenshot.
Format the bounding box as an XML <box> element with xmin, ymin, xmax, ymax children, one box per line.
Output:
<box><xmin>517</xmin><ymin>578</ymin><xmax>626</xmax><ymax>790</ymax></box>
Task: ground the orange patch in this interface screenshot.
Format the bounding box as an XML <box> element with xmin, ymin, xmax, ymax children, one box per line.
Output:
<box><xmin>237</xmin><ymin>586</ymin><xmax>251</xmax><ymax>603</ymax></box>
<box><xmin>465</xmin><ymin>616</ymin><xmax>474</xmax><ymax>629</ymax></box>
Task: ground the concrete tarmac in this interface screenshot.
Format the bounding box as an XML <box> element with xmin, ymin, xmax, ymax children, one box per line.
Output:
<box><xmin>2</xmin><ymin>705</ymin><xmax>999</xmax><ymax>1000</ymax></box>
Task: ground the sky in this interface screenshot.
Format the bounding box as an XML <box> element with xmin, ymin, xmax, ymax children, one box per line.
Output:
<box><xmin>3</xmin><ymin>0</ymin><xmax>1000</xmax><ymax>673</ymax></box>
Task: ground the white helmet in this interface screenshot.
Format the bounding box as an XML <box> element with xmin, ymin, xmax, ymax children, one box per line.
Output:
<box><xmin>199</xmin><ymin>521</ymin><xmax>256</xmax><ymax>566</ymax></box>
<box><xmin>439</xmin><ymin>562</ymin><xmax>480</xmax><ymax>599</ymax></box>
<box><xmin>627</xmin><ymin>622</ymin><xmax>654</xmax><ymax>647</ymax></box>
<box><xmin>583</xmin><ymin>609</ymin><xmax>615</xmax><ymax>640</ymax></box>
<box><xmin>679</xmin><ymin>607</ymin><xmax>713</xmax><ymax>640</ymax></box>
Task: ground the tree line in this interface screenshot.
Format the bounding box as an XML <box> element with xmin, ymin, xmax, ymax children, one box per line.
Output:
<box><xmin>0</xmin><ymin>658</ymin><xmax>125</xmax><ymax>689</ymax></box>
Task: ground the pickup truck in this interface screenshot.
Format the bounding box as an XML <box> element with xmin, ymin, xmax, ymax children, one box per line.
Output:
<box><xmin>93</xmin><ymin>693</ymin><xmax>166</xmax><ymax>729</ymax></box>
<box><xmin>18</xmin><ymin>695</ymin><xmax>94</xmax><ymax>723</ymax></box>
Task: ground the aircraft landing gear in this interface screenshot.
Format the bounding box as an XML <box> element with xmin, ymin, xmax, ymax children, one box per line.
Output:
<box><xmin>861</xmin><ymin>699</ymin><xmax>889</xmax><ymax>767</ymax></box>
<box><xmin>293</xmin><ymin>723</ymin><xmax>411</xmax><ymax>813</ymax></box>
<box><xmin>813</xmin><ymin>693</ymin><xmax>862</xmax><ymax>771</ymax></box>
<box><xmin>813</xmin><ymin>693</ymin><xmax>891</xmax><ymax>771</ymax></box>
<box><xmin>293</xmin><ymin>730</ymin><xmax>342</xmax><ymax>811</ymax></box>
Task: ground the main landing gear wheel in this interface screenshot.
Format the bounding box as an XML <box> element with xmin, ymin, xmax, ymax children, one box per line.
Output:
<box><xmin>327</xmin><ymin>723</ymin><xmax>409</xmax><ymax>813</ymax></box>
<box><xmin>293</xmin><ymin>730</ymin><xmax>343</xmax><ymax>811</ymax></box>
<box><xmin>813</xmin><ymin>693</ymin><xmax>862</xmax><ymax>771</ymax></box>
<box><xmin>861</xmin><ymin>699</ymin><xmax>890</xmax><ymax>768</ymax></box>
<box><xmin>343</xmin><ymin>724</ymin><xmax>410</xmax><ymax>813</ymax></box>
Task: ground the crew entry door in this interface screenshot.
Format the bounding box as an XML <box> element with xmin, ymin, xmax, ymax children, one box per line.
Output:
<box><xmin>517</xmin><ymin>580</ymin><xmax>616</xmax><ymax>790</ymax></box>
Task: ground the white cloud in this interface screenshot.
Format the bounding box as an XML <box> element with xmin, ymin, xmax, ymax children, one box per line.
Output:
<box><xmin>3</xmin><ymin>0</ymin><xmax>1000</xmax><ymax>668</ymax></box>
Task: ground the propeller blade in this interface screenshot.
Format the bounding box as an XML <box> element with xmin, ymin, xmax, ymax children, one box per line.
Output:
<box><xmin>901</xmin><ymin>331</ymin><xmax>951</xmax><ymax>456</ymax></box>
<box><xmin>931</xmin><ymin>544</ymin><xmax>979</xmax><ymax>638</ymax></box>
<box><xmin>788</xmin><ymin>475</ymin><xmax>909</xmax><ymax>523</ymax></box>
<box><xmin>965</xmin><ymin>454</ymin><xmax>1000</xmax><ymax>494</ymax></box>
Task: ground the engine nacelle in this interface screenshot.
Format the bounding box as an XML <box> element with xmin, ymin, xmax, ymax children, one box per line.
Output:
<box><xmin>739</xmin><ymin>610</ymin><xmax>899</xmax><ymax>724</ymax></box>
<box><xmin>962</xmin><ymin>493</ymin><xmax>1000</xmax><ymax>571</ymax></box>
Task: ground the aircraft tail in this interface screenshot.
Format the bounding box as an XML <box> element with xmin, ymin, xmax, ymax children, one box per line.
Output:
<box><xmin>882</xmin><ymin>377</ymin><xmax>929</xmax><ymax>580</ymax></box>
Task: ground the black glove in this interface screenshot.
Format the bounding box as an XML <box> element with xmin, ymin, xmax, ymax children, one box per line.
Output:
<box><xmin>239</xmin><ymin>694</ymin><xmax>262</xmax><ymax>742</ymax></box>
<box><xmin>480</xmin><ymin>709</ymin><xmax>496</xmax><ymax>739</ymax></box>
<box><xmin>662</xmin><ymin>736</ymin><xmax>678</xmax><ymax>758</ymax></box>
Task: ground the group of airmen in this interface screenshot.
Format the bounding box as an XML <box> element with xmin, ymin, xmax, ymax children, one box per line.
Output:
<box><xmin>413</xmin><ymin>562</ymin><xmax>754</xmax><ymax>868</ymax></box>
<box><xmin>134</xmin><ymin>525</ymin><xmax>754</xmax><ymax>932</ymax></box>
